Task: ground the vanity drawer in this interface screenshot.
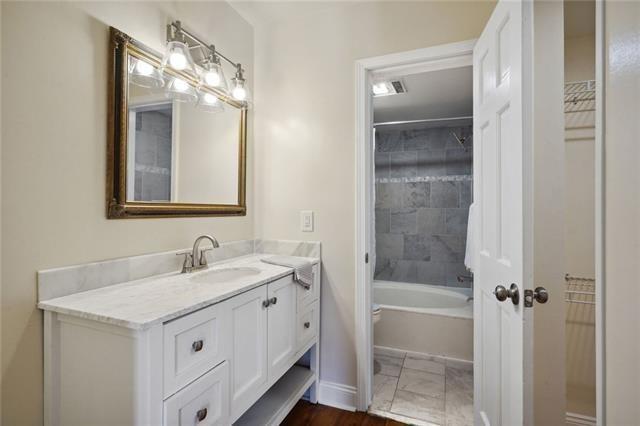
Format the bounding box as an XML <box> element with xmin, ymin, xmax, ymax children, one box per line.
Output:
<box><xmin>296</xmin><ymin>264</ymin><xmax>319</xmax><ymax>310</ymax></box>
<box><xmin>164</xmin><ymin>360</ymin><xmax>229</xmax><ymax>426</ymax></box>
<box><xmin>164</xmin><ymin>302</ymin><xmax>231</xmax><ymax>398</ymax></box>
<box><xmin>296</xmin><ymin>302</ymin><xmax>319</xmax><ymax>350</ymax></box>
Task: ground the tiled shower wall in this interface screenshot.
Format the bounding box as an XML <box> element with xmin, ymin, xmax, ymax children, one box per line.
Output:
<box><xmin>374</xmin><ymin>124</ymin><xmax>473</xmax><ymax>288</ymax></box>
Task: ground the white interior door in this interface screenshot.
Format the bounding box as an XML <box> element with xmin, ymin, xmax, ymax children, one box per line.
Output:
<box><xmin>473</xmin><ymin>1</ymin><xmax>531</xmax><ymax>425</ymax></box>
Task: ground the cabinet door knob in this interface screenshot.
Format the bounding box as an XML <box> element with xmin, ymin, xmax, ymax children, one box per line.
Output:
<box><xmin>192</xmin><ymin>340</ymin><xmax>204</xmax><ymax>352</ymax></box>
<box><xmin>262</xmin><ymin>299</ymin><xmax>270</xmax><ymax>308</ymax></box>
<box><xmin>196</xmin><ymin>407</ymin><xmax>208</xmax><ymax>422</ymax></box>
<box><xmin>304</xmin><ymin>321</ymin><xmax>310</xmax><ymax>329</ymax></box>
<box><xmin>269</xmin><ymin>297</ymin><xmax>277</xmax><ymax>305</ymax></box>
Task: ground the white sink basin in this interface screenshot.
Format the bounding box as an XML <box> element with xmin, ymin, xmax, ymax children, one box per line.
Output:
<box><xmin>189</xmin><ymin>267</ymin><xmax>262</xmax><ymax>284</ymax></box>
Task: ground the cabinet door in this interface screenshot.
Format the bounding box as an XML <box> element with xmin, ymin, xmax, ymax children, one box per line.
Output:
<box><xmin>229</xmin><ymin>285</ymin><xmax>268</xmax><ymax>420</ymax></box>
<box><xmin>267</xmin><ymin>275</ymin><xmax>297</xmax><ymax>381</ymax></box>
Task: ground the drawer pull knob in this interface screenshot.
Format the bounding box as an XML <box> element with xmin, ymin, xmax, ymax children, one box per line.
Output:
<box><xmin>196</xmin><ymin>408</ymin><xmax>208</xmax><ymax>422</ymax></box>
<box><xmin>304</xmin><ymin>321</ymin><xmax>310</xmax><ymax>329</ymax></box>
<box><xmin>269</xmin><ymin>297</ymin><xmax>278</xmax><ymax>305</ymax></box>
<box><xmin>192</xmin><ymin>340</ymin><xmax>204</xmax><ymax>352</ymax></box>
<box><xmin>262</xmin><ymin>299</ymin><xmax>270</xmax><ymax>308</ymax></box>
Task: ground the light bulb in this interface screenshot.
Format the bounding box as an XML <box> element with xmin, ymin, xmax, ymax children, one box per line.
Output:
<box><xmin>372</xmin><ymin>82</ymin><xmax>389</xmax><ymax>95</ymax></box>
<box><xmin>173</xmin><ymin>78</ymin><xmax>189</xmax><ymax>92</ymax></box>
<box><xmin>135</xmin><ymin>60</ymin><xmax>154</xmax><ymax>76</ymax></box>
<box><xmin>203</xmin><ymin>71</ymin><xmax>221</xmax><ymax>87</ymax></box>
<box><xmin>169</xmin><ymin>51</ymin><xmax>187</xmax><ymax>70</ymax></box>
<box><xmin>203</xmin><ymin>93</ymin><xmax>218</xmax><ymax>104</ymax></box>
<box><xmin>232</xmin><ymin>85</ymin><xmax>246</xmax><ymax>101</ymax></box>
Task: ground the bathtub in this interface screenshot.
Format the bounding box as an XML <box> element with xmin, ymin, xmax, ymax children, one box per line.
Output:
<box><xmin>373</xmin><ymin>280</ymin><xmax>474</xmax><ymax>361</ymax></box>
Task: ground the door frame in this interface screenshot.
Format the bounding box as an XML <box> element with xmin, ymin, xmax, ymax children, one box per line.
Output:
<box><xmin>354</xmin><ymin>39</ymin><xmax>476</xmax><ymax>411</ymax></box>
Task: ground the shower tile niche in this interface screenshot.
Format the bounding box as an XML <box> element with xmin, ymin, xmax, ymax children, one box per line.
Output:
<box><xmin>374</xmin><ymin>124</ymin><xmax>473</xmax><ymax>288</ymax></box>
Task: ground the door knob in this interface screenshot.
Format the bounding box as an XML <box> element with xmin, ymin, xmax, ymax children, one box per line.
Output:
<box><xmin>524</xmin><ymin>287</ymin><xmax>549</xmax><ymax>307</ymax></box>
<box><xmin>494</xmin><ymin>283</ymin><xmax>520</xmax><ymax>305</ymax></box>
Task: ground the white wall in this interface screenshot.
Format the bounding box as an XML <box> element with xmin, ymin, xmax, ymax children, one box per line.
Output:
<box><xmin>252</xmin><ymin>1</ymin><xmax>495</xmax><ymax>395</ymax></box>
<box><xmin>0</xmin><ymin>2</ymin><xmax>253</xmax><ymax>424</ymax></box>
<box><xmin>603</xmin><ymin>1</ymin><xmax>640</xmax><ymax>424</ymax></box>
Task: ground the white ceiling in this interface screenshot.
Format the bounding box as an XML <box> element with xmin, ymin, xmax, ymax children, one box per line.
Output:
<box><xmin>373</xmin><ymin>66</ymin><xmax>473</xmax><ymax>124</ymax></box>
<box><xmin>564</xmin><ymin>0</ymin><xmax>595</xmax><ymax>38</ymax></box>
<box><xmin>228</xmin><ymin>1</ymin><xmax>352</xmax><ymax>27</ymax></box>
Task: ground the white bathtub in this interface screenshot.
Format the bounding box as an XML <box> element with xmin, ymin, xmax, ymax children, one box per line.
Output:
<box><xmin>373</xmin><ymin>280</ymin><xmax>474</xmax><ymax>360</ymax></box>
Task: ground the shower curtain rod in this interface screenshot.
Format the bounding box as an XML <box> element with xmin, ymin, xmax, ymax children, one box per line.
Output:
<box><xmin>373</xmin><ymin>115</ymin><xmax>473</xmax><ymax>127</ymax></box>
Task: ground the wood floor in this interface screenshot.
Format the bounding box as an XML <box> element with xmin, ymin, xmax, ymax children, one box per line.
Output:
<box><xmin>281</xmin><ymin>401</ymin><xmax>405</xmax><ymax>426</ymax></box>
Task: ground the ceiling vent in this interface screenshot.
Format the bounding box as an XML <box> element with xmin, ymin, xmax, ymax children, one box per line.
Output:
<box><xmin>372</xmin><ymin>79</ymin><xmax>407</xmax><ymax>97</ymax></box>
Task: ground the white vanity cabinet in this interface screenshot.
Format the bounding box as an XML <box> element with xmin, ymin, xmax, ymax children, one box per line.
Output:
<box><xmin>42</xmin><ymin>262</ymin><xmax>321</xmax><ymax>426</ymax></box>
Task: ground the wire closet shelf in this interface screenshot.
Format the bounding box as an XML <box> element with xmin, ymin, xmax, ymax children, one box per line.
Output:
<box><xmin>565</xmin><ymin>273</ymin><xmax>595</xmax><ymax>306</ymax></box>
<box><xmin>565</xmin><ymin>80</ymin><xmax>595</xmax><ymax>114</ymax></box>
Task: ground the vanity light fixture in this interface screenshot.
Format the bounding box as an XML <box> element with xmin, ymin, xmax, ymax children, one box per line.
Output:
<box><xmin>199</xmin><ymin>48</ymin><xmax>228</xmax><ymax>92</ymax></box>
<box><xmin>197</xmin><ymin>91</ymin><xmax>225</xmax><ymax>113</ymax></box>
<box><xmin>128</xmin><ymin>57</ymin><xmax>164</xmax><ymax>88</ymax></box>
<box><xmin>165</xmin><ymin>76</ymin><xmax>198</xmax><ymax>103</ymax></box>
<box><xmin>162</xmin><ymin>20</ymin><xmax>251</xmax><ymax>108</ymax></box>
<box><xmin>230</xmin><ymin>64</ymin><xmax>251</xmax><ymax>103</ymax></box>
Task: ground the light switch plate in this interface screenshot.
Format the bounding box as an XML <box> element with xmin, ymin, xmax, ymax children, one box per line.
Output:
<box><xmin>300</xmin><ymin>210</ymin><xmax>314</xmax><ymax>232</ymax></box>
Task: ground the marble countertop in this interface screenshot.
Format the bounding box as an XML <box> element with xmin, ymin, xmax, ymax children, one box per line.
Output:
<box><xmin>38</xmin><ymin>254</ymin><xmax>319</xmax><ymax>330</ymax></box>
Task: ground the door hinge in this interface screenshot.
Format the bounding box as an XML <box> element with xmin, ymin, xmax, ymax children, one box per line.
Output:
<box><xmin>365</xmin><ymin>253</ymin><xmax>369</xmax><ymax>263</ymax></box>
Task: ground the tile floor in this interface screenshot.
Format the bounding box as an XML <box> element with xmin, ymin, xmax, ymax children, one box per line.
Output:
<box><xmin>369</xmin><ymin>347</ymin><xmax>473</xmax><ymax>426</ymax></box>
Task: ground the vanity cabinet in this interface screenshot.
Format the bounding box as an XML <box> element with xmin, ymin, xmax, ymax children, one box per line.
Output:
<box><xmin>43</xmin><ymin>263</ymin><xmax>320</xmax><ymax>426</ymax></box>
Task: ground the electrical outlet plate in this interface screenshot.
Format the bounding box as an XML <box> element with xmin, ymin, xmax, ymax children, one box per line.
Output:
<box><xmin>300</xmin><ymin>210</ymin><xmax>314</xmax><ymax>232</ymax></box>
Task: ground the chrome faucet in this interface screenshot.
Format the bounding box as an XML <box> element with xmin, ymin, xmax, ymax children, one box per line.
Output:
<box><xmin>177</xmin><ymin>235</ymin><xmax>220</xmax><ymax>273</ymax></box>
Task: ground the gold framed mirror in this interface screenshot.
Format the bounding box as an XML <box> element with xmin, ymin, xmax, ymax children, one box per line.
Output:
<box><xmin>107</xmin><ymin>27</ymin><xmax>247</xmax><ymax>218</ymax></box>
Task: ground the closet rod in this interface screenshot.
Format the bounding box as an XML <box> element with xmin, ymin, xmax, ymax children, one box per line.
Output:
<box><xmin>374</xmin><ymin>115</ymin><xmax>473</xmax><ymax>127</ymax></box>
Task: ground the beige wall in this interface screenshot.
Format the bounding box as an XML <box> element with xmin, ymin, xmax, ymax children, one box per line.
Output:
<box><xmin>252</xmin><ymin>1</ymin><xmax>495</xmax><ymax>389</ymax></box>
<box><xmin>0</xmin><ymin>2</ymin><xmax>253</xmax><ymax>424</ymax></box>
<box><xmin>565</xmin><ymin>35</ymin><xmax>596</xmax><ymax>83</ymax></box>
<box><xmin>604</xmin><ymin>1</ymin><xmax>640</xmax><ymax>424</ymax></box>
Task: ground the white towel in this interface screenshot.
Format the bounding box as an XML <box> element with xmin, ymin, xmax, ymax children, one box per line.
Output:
<box><xmin>464</xmin><ymin>203</ymin><xmax>476</xmax><ymax>272</ymax></box>
<box><xmin>261</xmin><ymin>255</ymin><xmax>314</xmax><ymax>289</ymax></box>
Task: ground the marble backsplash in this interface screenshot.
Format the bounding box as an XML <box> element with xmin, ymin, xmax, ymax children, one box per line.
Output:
<box><xmin>38</xmin><ymin>239</ymin><xmax>321</xmax><ymax>302</ymax></box>
<box><xmin>374</xmin><ymin>124</ymin><xmax>473</xmax><ymax>288</ymax></box>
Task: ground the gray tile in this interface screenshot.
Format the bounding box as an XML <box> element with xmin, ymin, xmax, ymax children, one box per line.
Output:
<box><xmin>431</xmin><ymin>182</ymin><xmax>459</xmax><ymax>208</ymax></box>
<box><xmin>444</xmin><ymin>262</ymin><xmax>470</xmax><ymax>287</ymax></box>
<box><xmin>377</xmin><ymin>131</ymin><xmax>403</xmax><ymax>152</ymax></box>
<box><xmin>156</xmin><ymin>136</ymin><xmax>172</xmax><ymax>169</ymax></box>
<box><xmin>376</xmin><ymin>209</ymin><xmax>390</xmax><ymax>234</ymax></box>
<box><xmin>445</xmin><ymin>126</ymin><xmax>473</xmax><ymax>150</ymax></box>
<box><xmin>431</xmin><ymin>235</ymin><xmax>465</xmax><ymax>262</ymax></box>
<box><xmin>374</xmin><ymin>258</ymin><xmax>392</xmax><ymax>280</ymax></box>
<box><xmin>391</xmin><ymin>390</ymin><xmax>445</xmax><ymax>425</ymax></box>
<box><xmin>416</xmin><ymin>261</ymin><xmax>446</xmax><ymax>285</ymax></box>
<box><xmin>403</xmin><ymin>182</ymin><xmax>430</xmax><ymax>208</ymax></box>
<box><xmin>445</xmin><ymin>367</ymin><xmax>474</xmax><ymax>424</ymax></box>
<box><xmin>390</xmin><ymin>208</ymin><xmax>417</xmax><ymax>235</ymax></box>
<box><xmin>375</xmin><ymin>354</ymin><xmax>404</xmax><ymax>377</ymax></box>
<box><xmin>402</xmin><ymin>128</ymin><xmax>430</xmax><ymax>151</ymax></box>
<box><xmin>418</xmin><ymin>149</ymin><xmax>446</xmax><ymax>177</ymax></box>
<box><xmin>404</xmin><ymin>234</ymin><xmax>431</xmax><ymax>261</ymax></box>
<box><xmin>404</xmin><ymin>354</ymin><xmax>446</xmax><ymax>375</ymax></box>
<box><xmin>375</xmin><ymin>153</ymin><xmax>390</xmax><ymax>179</ymax></box>
<box><xmin>135</xmin><ymin>131</ymin><xmax>157</xmax><ymax>166</ymax></box>
<box><xmin>417</xmin><ymin>208</ymin><xmax>446</xmax><ymax>235</ymax></box>
<box><xmin>377</xmin><ymin>234</ymin><xmax>404</xmax><ymax>259</ymax></box>
<box><xmin>445</xmin><ymin>148</ymin><xmax>473</xmax><ymax>175</ymax></box>
<box><xmin>390</xmin><ymin>151</ymin><xmax>418</xmax><ymax>179</ymax></box>
<box><xmin>376</xmin><ymin>183</ymin><xmax>403</xmax><ymax>208</ymax></box>
<box><xmin>371</xmin><ymin>374</ymin><xmax>399</xmax><ymax>411</ymax></box>
<box><xmin>375</xmin><ymin>347</ymin><xmax>407</xmax><ymax>359</ymax></box>
<box><xmin>397</xmin><ymin>368</ymin><xmax>445</xmax><ymax>399</ymax></box>
<box><xmin>390</xmin><ymin>260</ymin><xmax>418</xmax><ymax>282</ymax></box>
<box><xmin>459</xmin><ymin>181</ymin><xmax>473</xmax><ymax>208</ymax></box>
<box><xmin>445</xmin><ymin>208</ymin><xmax>469</xmax><ymax>235</ymax></box>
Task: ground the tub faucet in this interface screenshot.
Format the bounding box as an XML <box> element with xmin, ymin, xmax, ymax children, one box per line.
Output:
<box><xmin>177</xmin><ymin>235</ymin><xmax>220</xmax><ymax>273</ymax></box>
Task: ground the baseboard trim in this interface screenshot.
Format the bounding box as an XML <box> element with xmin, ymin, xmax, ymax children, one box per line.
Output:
<box><xmin>566</xmin><ymin>412</ymin><xmax>596</xmax><ymax>425</ymax></box>
<box><xmin>317</xmin><ymin>380</ymin><xmax>357</xmax><ymax>412</ymax></box>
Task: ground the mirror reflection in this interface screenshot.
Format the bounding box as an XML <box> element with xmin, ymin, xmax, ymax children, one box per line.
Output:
<box><xmin>126</xmin><ymin>55</ymin><xmax>242</xmax><ymax>205</ymax></box>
